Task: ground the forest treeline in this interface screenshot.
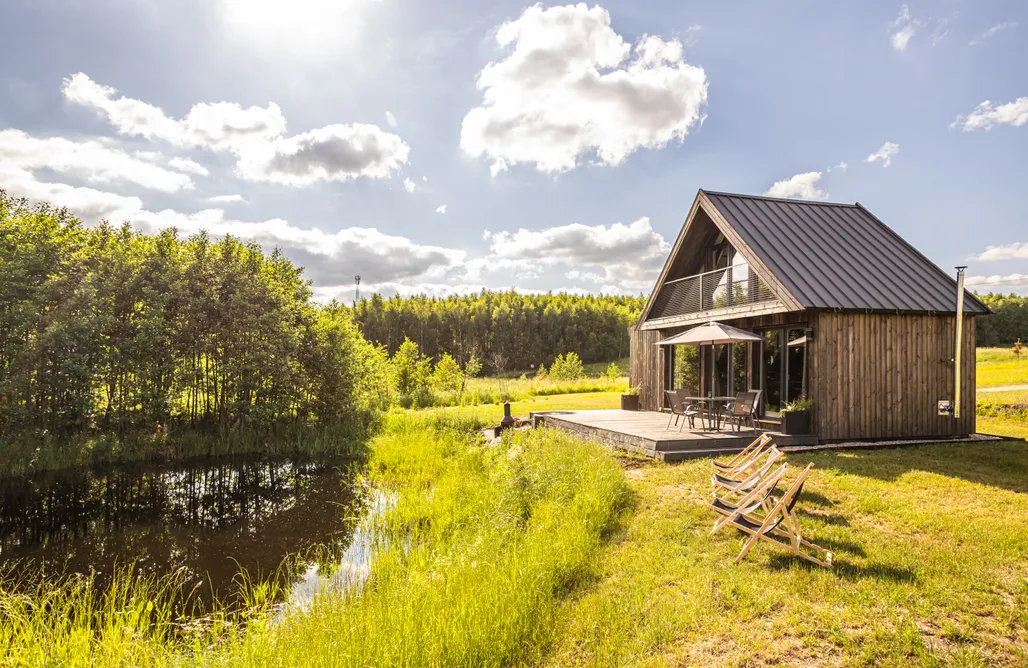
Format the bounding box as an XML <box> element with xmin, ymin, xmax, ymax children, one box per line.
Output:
<box><xmin>352</xmin><ymin>292</ymin><xmax>645</xmax><ymax>373</ymax></box>
<box><xmin>975</xmin><ymin>293</ymin><xmax>1028</xmax><ymax>346</ymax></box>
<box><xmin>0</xmin><ymin>192</ymin><xmax>387</xmax><ymax>456</ymax></box>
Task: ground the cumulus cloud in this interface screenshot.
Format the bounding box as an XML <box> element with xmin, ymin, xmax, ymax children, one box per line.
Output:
<box><xmin>975</xmin><ymin>242</ymin><xmax>1028</xmax><ymax>261</ymax></box>
<box><xmin>436</xmin><ymin>204</ymin><xmax>447</xmax><ymax>213</ymax></box>
<box><xmin>64</xmin><ymin>73</ymin><xmax>409</xmax><ymax>186</ymax></box>
<box><xmin>168</xmin><ymin>157</ymin><xmax>209</xmax><ymax>176</ymax></box>
<box><xmin>764</xmin><ymin>172</ymin><xmax>827</xmax><ymax>200</ymax></box>
<box><xmin>969</xmin><ymin>21</ymin><xmax>1018</xmax><ymax>46</ymax></box>
<box><xmin>480</xmin><ymin>216</ymin><xmax>670</xmax><ymax>289</ymax></box>
<box><xmin>209</xmin><ymin>194</ymin><xmax>246</xmax><ymax>203</ymax></box>
<box><xmin>889</xmin><ymin>5</ymin><xmax>919</xmax><ymax>50</ymax></box>
<box><xmin>965</xmin><ymin>273</ymin><xmax>1028</xmax><ymax>294</ymax></box>
<box><xmin>403</xmin><ymin>177</ymin><xmax>417</xmax><ymax>193</ymax></box>
<box><xmin>866</xmin><ymin>141</ymin><xmax>900</xmax><ymax>167</ymax></box>
<box><xmin>238</xmin><ymin>124</ymin><xmax>410</xmax><ymax>186</ymax></box>
<box><xmin>951</xmin><ymin>97</ymin><xmax>1028</xmax><ymax>131</ymax></box>
<box><xmin>460</xmin><ymin>3</ymin><xmax>708</xmax><ymax>175</ymax></box>
<box><xmin>64</xmin><ymin>73</ymin><xmax>286</xmax><ymax>151</ymax></box>
<box><xmin>0</xmin><ymin>129</ymin><xmax>194</xmax><ymax>195</ymax></box>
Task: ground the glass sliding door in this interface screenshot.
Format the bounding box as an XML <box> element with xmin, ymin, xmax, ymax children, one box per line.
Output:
<box><xmin>671</xmin><ymin>344</ymin><xmax>700</xmax><ymax>395</ymax></box>
<box><xmin>786</xmin><ymin>328</ymin><xmax>806</xmax><ymax>403</ymax></box>
<box><xmin>762</xmin><ymin>330</ymin><xmax>783</xmax><ymax>413</ymax></box>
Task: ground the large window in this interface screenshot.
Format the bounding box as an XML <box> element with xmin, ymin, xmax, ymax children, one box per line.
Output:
<box><xmin>671</xmin><ymin>344</ymin><xmax>700</xmax><ymax>395</ymax></box>
<box><xmin>760</xmin><ymin>327</ymin><xmax>807</xmax><ymax>414</ymax></box>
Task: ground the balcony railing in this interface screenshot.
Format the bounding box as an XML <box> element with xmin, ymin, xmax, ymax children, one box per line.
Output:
<box><xmin>648</xmin><ymin>266</ymin><xmax>776</xmax><ymax>320</ymax></box>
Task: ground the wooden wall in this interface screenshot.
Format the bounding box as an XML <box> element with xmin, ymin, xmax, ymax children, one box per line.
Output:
<box><xmin>628</xmin><ymin>327</ymin><xmax>663</xmax><ymax>412</ymax></box>
<box><xmin>808</xmin><ymin>311</ymin><xmax>977</xmax><ymax>441</ymax></box>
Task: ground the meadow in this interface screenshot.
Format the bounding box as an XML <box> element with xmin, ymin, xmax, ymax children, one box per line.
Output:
<box><xmin>975</xmin><ymin>346</ymin><xmax>1028</xmax><ymax>440</ymax></box>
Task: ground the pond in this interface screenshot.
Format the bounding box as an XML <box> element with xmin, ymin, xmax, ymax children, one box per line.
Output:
<box><xmin>0</xmin><ymin>455</ymin><xmax>367</xmax><ymax>610</ymax></box>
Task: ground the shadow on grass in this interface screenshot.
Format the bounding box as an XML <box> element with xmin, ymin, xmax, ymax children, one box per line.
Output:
<box><xmin>786</xmin><ymin>440</ymin><xmax>1028</xmax><ymax>495</ymax></box>
<box><xmin>766</xmin><ymin>554</ymin><xmax>916</xmax><ymax>582</ymax></box>
<box><xmin>798</xmin><ymin>509</ymin><xmax>850</xmax><ymax>527</ymax></box>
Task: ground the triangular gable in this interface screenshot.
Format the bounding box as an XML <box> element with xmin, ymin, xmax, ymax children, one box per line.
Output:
<box><xmin>638</xmin><ymin>190</ymin><xmax>803</xmax><ymax>327</ymax></box>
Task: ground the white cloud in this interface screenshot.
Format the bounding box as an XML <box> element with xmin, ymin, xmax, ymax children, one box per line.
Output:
<box><xmin>209</xmin><ymin>194</ymin><xmax>246</xmax><ymax>203</ymax></box>
<box><xmin>826</xmin><ymin>160</ymin><xmax>848</xmax><ymax>173</ymax></box>
<box><xmin>422</xmin><ymin>176</ymin><xmax>427</xmax><ymax>182</ymax></box>
<box><xmin>436</xmin><ymin>204</ymin><xmax>447</xmax><ymax>213</ymax></box>
<box><xmin>64</xmin><ymin>73</ymin><xmax>408</xmax><ymax>187</ymax></box>
<box><xmin>403</xmin><ymin>177</ymin><xmax>417</xmax><ymax>193</ymax></box>
<box><xmin>931</xmin><ymin>12</ymin><xmax>959</xmax><ymax>46</ymax></box>
<box><xmin>951</xmin><ymin>97</ymin><xmax>1028</xmax><ymax>131</ymax></box>
<box><xmin>218</xmin><ymin>0</ymin><xmax>375</xmax><ymax>55</ymax></box>
<box><xmin>0</xmin><ymin>129</ymin><xmax>194</xmax><ymax>195</ymax></box>
<box><xmin>965</xmin><ymin>273</ymin><xmax>1028</xmax><ymax>293</ymax></box>
<box><xmin>969</xmin><ymin>21</ymin><xmax>1018</xmax><ymax>46</ymax></box>
<box><xmin>168</xmin><ymin>157</ymin><xmax>209</xmax><ymax>176</ymax></box>
<box><xmin>237</xmin><ymin>123</ymin><xmax>409</xmax><ymax>186</ymax></box>
<box><xmin>889</xmin><ymin>5</ymin><xmax>919</xmax><ymax>51</ymax></box>
<box><xmin>975</xmin><ymin>242</ymin><xmax>1028</xmax><ymax>261</ymax></box>
<box><xmin>764</xmin><ymin>172</ymin><xmax>827</xmax><ymax>200</ymax></box>
<box><xmin>866</xmin><ymin>141</ymin><xmax>900</xmax><ymax>167</ymax></box>
<box><xmin>460</xmin><ymin>3</ymin><xmax>708</xmax><ymax>175</ymax></box>
<box><xmin>480</xmin><ymin>216</ymin><xmax>670</xmax><ymax>289</ymax></box>
<box><xmin>64</xmin><ymin>73</ymin><xmax>286</xmax><ymax>152</ymax></box>
<box><xmin>385</xmin><ymin>111</ymin><xmax>398</xmax><ymax>127</ymax></box>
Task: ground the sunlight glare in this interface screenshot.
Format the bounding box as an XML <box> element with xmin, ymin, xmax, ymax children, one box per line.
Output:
<box><xmin>220</xmin><ymin>0</ymin><xmax>375</xmax><ymax>52</ymax></box>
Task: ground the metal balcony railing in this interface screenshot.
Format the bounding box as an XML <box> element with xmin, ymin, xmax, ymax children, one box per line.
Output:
<box><xmin>648</xmin><ymin>266</ymin><xmax>776</xmax><ymax>319</ymax></box>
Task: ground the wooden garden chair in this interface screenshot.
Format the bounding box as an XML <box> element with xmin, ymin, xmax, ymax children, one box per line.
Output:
<box><xmin>711</xmin><ymin>445</ymin><xmax>783</xmax><ymax>497</ymax></box>
<box><xmin>715</xmin><ymin>463</ymin><xmax>834</xmax><ymax>568</ymax></box>
<box><xmin>711</xmin><ymin>433</ymin><xmax>772</xmax><ymax>473</ymax></box>
<box><xmin>710</xmin><ymin>462</ymin><xmax>788</xmax><ymax>532</ymax></box>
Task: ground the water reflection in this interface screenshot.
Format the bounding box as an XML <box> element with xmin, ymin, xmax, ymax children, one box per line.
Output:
<box><xmin>0</xmin><ymin>456</ymin><xmax>362</xmax><ymax>608</ymax></box>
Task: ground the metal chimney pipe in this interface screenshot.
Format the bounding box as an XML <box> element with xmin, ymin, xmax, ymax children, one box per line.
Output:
<box><xmin>953</xmin><ymin>267</ymin><xmax>967</xmax><ymax>419</ymax></box>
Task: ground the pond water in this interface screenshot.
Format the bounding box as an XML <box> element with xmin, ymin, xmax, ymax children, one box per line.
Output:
<box><xmin>0</xmin><ymin>455</ymin><xmax>366</xmax><ymax>609</ymax></box>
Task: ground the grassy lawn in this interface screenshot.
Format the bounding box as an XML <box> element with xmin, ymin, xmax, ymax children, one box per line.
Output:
<box><xmin>545</xmin><ymin>440</ymin><xmax>1028</xmax><ymax>666</ymax></box>
<box><xmin>976</xmin><ymin>347</ymin><xmax>1028</xmax><ymax>388</ymax></box>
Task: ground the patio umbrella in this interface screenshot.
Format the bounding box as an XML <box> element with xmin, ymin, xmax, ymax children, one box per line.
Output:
<box><xmin>655</xmin><ymin>321</ymin><xmax>763</xmax><ymax>346</ymax></box>
<box><xmin>655</xmin><ymin>322</ymin><xmax>763</xmax><ymax>398</ymax></box>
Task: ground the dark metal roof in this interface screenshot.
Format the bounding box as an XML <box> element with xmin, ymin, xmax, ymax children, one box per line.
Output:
<box><xmin>701</xmin><ymin>190</ymin><xmax>989</xmax><ymax>314</ymax></box>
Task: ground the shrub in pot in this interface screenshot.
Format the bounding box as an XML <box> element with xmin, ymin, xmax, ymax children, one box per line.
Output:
<box><xmin>780</xmin><ymin>397</ymin><xmax>812</xmax><ymax>435</ymax></box>
<box><xmin>621</xmin><ymin>386</ymin><xmax>640</xmax><ymax>411</ymax></box>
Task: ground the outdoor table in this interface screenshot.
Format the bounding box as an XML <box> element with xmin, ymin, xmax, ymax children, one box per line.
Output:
<box><xmin>681</xmin><ymin>396</ymin><xmax>736</xmax><ymax>431</ymax></box>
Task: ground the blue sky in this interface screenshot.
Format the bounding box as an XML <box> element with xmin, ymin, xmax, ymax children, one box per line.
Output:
<box><xmin>2</xmin><ymin>0</ymin><xmax>1026</xmax><ymax>300</ymax></box>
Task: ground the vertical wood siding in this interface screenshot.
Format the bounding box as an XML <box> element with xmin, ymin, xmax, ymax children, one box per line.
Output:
<box><xmin>629</xmin><ymin>327</ymin><xmax>663</xmax><ymax>412</ymax></box>
<box><xmin>809</xmin><ymin>312</ymin><xmax>976</xmax><ymax>440</ymax></box>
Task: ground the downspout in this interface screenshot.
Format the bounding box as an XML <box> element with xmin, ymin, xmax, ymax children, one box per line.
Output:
<box><xmin>953</xmin><ymin>267</ymin><xmax>966</xmax><ymax>420</ymax></box>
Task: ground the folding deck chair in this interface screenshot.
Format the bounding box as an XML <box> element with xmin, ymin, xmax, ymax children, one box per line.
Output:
<box><xmin>714</xmin><ymin>463</ymin><xmax>833</xmax><ymax>568</ymax></box>
<box><xmin>711</xmin><ymin>433</ymin><xmax>772</xmax><ymax>473</ymax></box>
<box><xmin>711</xmin><ymin>445</ymin><xmax>783</xmax><ymax>497</ymax></box>
<box><xmin>710</xmin><ymin>462</ymin><xmax>789</xmax><ymax>532</ymax></box>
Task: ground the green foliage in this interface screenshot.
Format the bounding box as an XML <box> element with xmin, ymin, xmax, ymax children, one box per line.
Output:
<box><xmin>352</xmin><ymin>290</ymin><xmax>645</xmax><ymax>373</ymax></box>
<box><xmin>975</xmin><ymin>292</ymin><xmax>1028</xmax><ymax>346</ymax></box>
<box><xmin>603</xmin><ymin>362</ymin><xmax>622</xmax><ymax>380</ymax></box>
<box><xmin>431</xmin><ymin>353</ymin><xmax>464</xmax><ymax>394</ymax></box>
<box><xmin>392</xmin><ymin>337</ymin><xmax>433</xmax><ymax>408</ymax></box>
<box><xmin>535</xmin><ymin>363</ymin><xmax>548</xmax><ymax>379</ymax></box>
<box><xmin>1015</xmin><ymin>338</ymin><xmax>1023</xmax><ymax>358</ymax></box>
<box><xmin>0</xmin><ymin>191</ymin><xmax>379</xmax><ymax>468</ymax></box>
<box><xmin>550</xmin><ymin>352</ymin><xmax>585</xmax><ymax>381</ymax></box>
<box><xmin>463</xmin><ymin>354</ymin><xmax>483</xmax><ymax>379</ymax></box>
<box><xmin>781</xmin><ymin>396</ymin><xmax>812</xmax><ymax>412</ymax></box>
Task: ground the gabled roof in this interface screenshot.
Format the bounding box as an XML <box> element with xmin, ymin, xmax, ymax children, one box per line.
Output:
<box><xmin>640</xmin><ymin>190</ymin><xmax>989</xmax><ymax>323</ymax></box>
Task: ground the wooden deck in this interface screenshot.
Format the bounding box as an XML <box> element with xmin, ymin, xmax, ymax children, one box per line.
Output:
<box><xmin>531</xmin><ymin>409</ymin><xmax>817</xmax><ymax>462</ymax></box>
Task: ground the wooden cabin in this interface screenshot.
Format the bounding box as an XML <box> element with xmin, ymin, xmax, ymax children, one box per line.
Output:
<box><xmin>629</xmin><ymin>190</ymin><xmax>989</xmax><ymax>442</ymax></box>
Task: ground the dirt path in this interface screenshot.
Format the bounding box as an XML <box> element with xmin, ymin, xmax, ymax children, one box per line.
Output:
<box><xmin>978</xmin><ymin>384</ymin><xmax>1028</xmax><ymax>393</ymax></box>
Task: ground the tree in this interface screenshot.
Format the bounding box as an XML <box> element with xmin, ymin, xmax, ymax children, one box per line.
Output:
<box><xmin>392</xmin><ymin>338</ymin><xmax>432</xmax><ymax>408</ymax></box>
<box><xmin>550</xmin><ymin>352</ymin><xmax>584</xmax><ymax>381</ymax></box>
<box><xmin>432</xmin><ymin>354</ymin><xmax>464</xmax><ymax>394</ymax></box>
<box><xmin>604</xmin><ymin>362</ymin><xmax>621</xmax><ymax>380</ymax></box>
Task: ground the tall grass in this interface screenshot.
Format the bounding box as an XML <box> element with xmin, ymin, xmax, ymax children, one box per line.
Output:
<box><xmin>0</xmin><ymin>412</ymin><xmax>630</xmax><ymax>665</ymax></box>
<box><xmin>429</xmin><ymin>375</ymin><xmax>628</xmax><ymax>408</ymax></box>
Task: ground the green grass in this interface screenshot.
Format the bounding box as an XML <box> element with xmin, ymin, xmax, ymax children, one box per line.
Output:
<box><xmin>976</xmin><ymin>347</ymin><xmax>1028</xmax><ymax>388</ymax></box>
<box><xmin>978</xmin><ymin>416</ymin><xmax>1028</xmax><ymax>440</ymax></box>
<box><xmin>0</xmin><ymin>410</ymin><xmax>629</xmax><ymax>666</ymax></box>
<box><xmin>427</xmin><ymin>375</ymin><xmax>627</xmax><ymax>408</ymax></box>
<box><xmin>490</xmin><ymin>357</ymin><xmax>629</xmax><ymax>379</ymax></box>
<box><xmin>544</xmin><ymin>441</ymin><xmax>1028</xmax><ymax>666</ymax></box>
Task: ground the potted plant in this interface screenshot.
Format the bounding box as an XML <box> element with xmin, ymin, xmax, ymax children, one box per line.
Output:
<box><xmin>780</xmin><ymin>397</ymin><xmax>812</xmax><ymax>435</ymax></box>
<box><xmin>621</xmin><ymin>385</ymin><xmax>641</xmax><ymax>411</ymax></box>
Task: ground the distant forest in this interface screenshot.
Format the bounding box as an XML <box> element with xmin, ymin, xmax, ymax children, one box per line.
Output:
<box><xmin>352</xmin><ymin>292</ymin><xmax>646</xmax><ymax>373</ymax></box>
<box><xmin>975</xmin><ymin>293</ymin><xmax>1028</xmax><ymax>346</ymax></box>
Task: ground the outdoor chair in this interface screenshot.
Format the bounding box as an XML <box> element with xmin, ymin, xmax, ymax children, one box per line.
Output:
<box><xmin>711</xmin><ymin>433</ymin><xmax>773</xmax><ymax>473</ymax></box>
<box><xmin>713</xmin><ymin>463</ymin><xmax>833</xmax><ymax>568</ymax></box>
<box><xmin>719</xmin><ymin>390</ymin><xmax>762</xmax><ymax>432</ymax></box>
<box><xmin>665</xmin><ymin>390</ymin><xmax>703</xmax><ymax>432</ymax></box>
<box><xmin>710</xmin><ymin>462</ymin><xmax>789</xmax><ymax>532</ymax></box>
<box><xmin>711</xmin><ymin>445</ymin><xmax>783</xmax><ymax>497</ymax></box>
<box><xmin>675</xmin><ymin>388</ymin><xmax>705</xmax><ymax>431</ymax></box>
